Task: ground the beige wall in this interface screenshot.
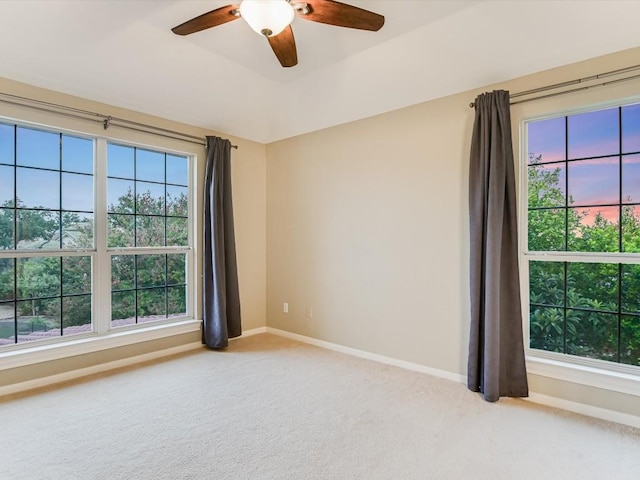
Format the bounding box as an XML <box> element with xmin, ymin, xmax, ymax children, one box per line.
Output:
<box><xmin>0</xmin><ymin>76</ymin><xmax>267</xmax><ymax>387</ymax></box>
<box><xmin>266</xmin><ymin>46</ymin><xmax>640</xmax><ymax>417</ymax></box>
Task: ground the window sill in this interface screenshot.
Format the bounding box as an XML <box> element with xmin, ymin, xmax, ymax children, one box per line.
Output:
<box><xmin>526</xmin><ymin>351</ymin><xmax>640</xmax><ymax>397</ymax></box>
<box><xmin>0</xmin><ymin>319</ymin><xmax>202</xmax><ymax>371</ymax></box>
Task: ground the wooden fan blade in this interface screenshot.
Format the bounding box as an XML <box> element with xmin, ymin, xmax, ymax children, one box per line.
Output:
<box><xmin>172</xmin><ymin>4</ymin><xmax>240</xmax><ymax>36</ymax></box>
<box><xmin>299</xmin><ymin>0</ymin><xmax>384</xmax><ymax>31</ymax></box>
<box><xmin>267</xmin><ymin>26</ymin><xmax>298</xmax><ymax>68</ymax></box>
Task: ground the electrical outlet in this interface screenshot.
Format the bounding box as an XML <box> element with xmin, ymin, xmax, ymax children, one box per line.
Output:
<box><xmin>283</xmin><ymin>302</ymin><xmax>288</xmax><ymax>313</ymax></box>
<box><xmin>306</xmin><ymin>307</ymin><xmax>313</xmax><ymax>318</ymax></box>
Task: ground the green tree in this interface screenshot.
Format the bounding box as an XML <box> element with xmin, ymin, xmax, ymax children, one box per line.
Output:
<box><xmin>2</xmin><ymin>187</ymin><xmax>187</xmax><ymax>337</ymax></box>
<box><xmin>0</xmin><ymin>258</ymin><xmax>14</xmax><ymax>301</ymax></box>
<box><xmin>0</xmin><ymin>206</ymin><xmax>13</xmax><ymax>250</ymax></box>
<box><xmin>108</xmin><ymin>187</ymin><xmax>188</xmax><ymax>322</ymax></box>
<box><xmin>16</xmin><ymin>257</ymin><xmax>61</xmax><ymax>333</ymax></box>
<box><xmin>0</xmin><ymin>199</ymin><xmax>60</xmax><ymax>250</ymax></box>
<box><xmin>107</xmin><ymin>188</ymin><xmax>187</xmax><ymax>247</ymax></box>
<box><xmin>528</xmin><ymin>153</ymin><xmax>640</xmax><ymax>365</ymax></box>
<box><xmin>527</xmin><ymin>154</ymin><xmax>583</xmax><ymax>252</ymax></box>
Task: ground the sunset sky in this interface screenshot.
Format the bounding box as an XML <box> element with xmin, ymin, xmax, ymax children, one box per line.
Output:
<box><xmin>528</xmin><ymin>103</ymin><xmax>640</xmax><ymax>225</ymax></box>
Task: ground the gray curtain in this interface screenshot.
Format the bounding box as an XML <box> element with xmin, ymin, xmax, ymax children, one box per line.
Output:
<box><xmin>203</xmin><ymin>136</ymin><xmax>241</xmax><ymax>348</ymax></box>
<box><xmin>468</xmin><ymin>90</ymin><xmax>528</xmax><ymax>401</ymax></box>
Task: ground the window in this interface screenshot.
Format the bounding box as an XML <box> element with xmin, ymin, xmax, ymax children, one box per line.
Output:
<box><xmin>0</xmin><ymin>123</ymin><xmax>192</xmax><ymax>349</ymax></box>
<box><xmin>107</xmin><ymin>143</ymin><xmax>189</xmax><ymax>327</ymax></box>
<box><xmin>525</xmin><ymin>103</ymin><xmax>640</xmax><ymax>368</ymax></box>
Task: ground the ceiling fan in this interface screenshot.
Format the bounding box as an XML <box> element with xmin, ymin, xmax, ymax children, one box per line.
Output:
<box><xmin>171</xmin><ymin>0</ymin><xmax>385</xmax><ymax>68</ymax></box>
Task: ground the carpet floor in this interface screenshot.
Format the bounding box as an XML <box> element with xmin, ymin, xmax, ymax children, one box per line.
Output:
<box><xmin>0</xmin><ymin>333</ymin><xmax>639</xmax><ymax>479</ymax></box>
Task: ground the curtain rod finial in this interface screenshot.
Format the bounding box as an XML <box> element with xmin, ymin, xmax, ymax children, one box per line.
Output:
<box><xmin>469</xmin><ymin>102</ymin><xmax>475</xmax><ymax>108</ymax></box>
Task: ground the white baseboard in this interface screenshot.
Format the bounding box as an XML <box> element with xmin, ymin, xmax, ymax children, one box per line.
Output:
<box><xmin>266</xmin><ymin>327</ymin><xmax>466</xmax><ymax>384</ymax></box>
<box><xmin>237</xmin><ymin>327</ymin><xmax>267</xmax><ymax>337</ymax></box>
<box><xmin>266</xmin><ymin>327</ymin><xmax>640</xmax><ymax>429</ymax></box>
<box><xmin>0</xmin><ymin>341</ymin><xmax>203</xmax><ymax>398</ymax></box>
<box><xmin>525</xmin><ymin>392</ymin><xmax>640</xmax><ymax>429</ymax></box>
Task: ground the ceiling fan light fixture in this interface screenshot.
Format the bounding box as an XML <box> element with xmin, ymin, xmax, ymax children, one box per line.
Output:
<box><xmin>239</xmin><ymin>0</ymin><xmax>295</xmax><ymax>37</ymax></box>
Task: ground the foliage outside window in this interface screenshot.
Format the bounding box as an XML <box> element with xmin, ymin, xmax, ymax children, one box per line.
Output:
<box><xmin>526</xmin><ymin>103</ymin><xmax>640</xmax><ymax>367</ymax></box>
<box><xmin>0</xmin><ymin>123</ymin><xmax>191</xmax><ymax>348</ymax></box>
<box><xmin>107</xmin><ymin>142</ymin><xmax>189</xmax><ymax>327</ymax></box>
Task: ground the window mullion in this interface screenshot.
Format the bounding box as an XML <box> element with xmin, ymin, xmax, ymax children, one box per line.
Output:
<box><xmin>187</xmin><ymin>154</ymin><xmax>194</xmax><ymax>320</ymax></box>
<box><xmin>93</xmin><ymin>138</ymin><xmax>110</xmax><ymax>334</ymax></box>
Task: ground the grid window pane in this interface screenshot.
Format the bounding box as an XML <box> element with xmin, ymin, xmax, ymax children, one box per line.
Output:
<box><xmin>111</xmin><ymin>253</ymin><xmax>186</xmax><ymax>328</ymax></box>
<box><xmin>62</xmin><ymin>135</ymin><xmax>93</xmax><ymax>174</ymax></box>
<box><xmin>0</xmin><ymin>164</ymin><xmax>14</xmax><ymax>204</ymax></box>
<box><xmin>167</xmin><ymin>217</ymin><xmax>188</xmax><ymax>247</ymax></box>
<box><xmin>568</xmin><ymin>206</ymin><xmax>619</xmax><ymax>253</ymax></box>
<box><xmin>17</xmin><ymin>210</ymin><xmax>61</xmax><ymax>250</ymax></box>
<box><xmin>621</xmin><ymin>154</ymin><xmax>640</xmax><ymax>204</ymax></box>
<box><xmin>107</xmin><ymin>214</ymin><xmax>134</xmax><ymax>248</ymax></box>
<box><xmin>567</xmin><ymin>157</ymin><xmax>619</xmax><ymax>206</ymax></box>
<box><xmin>167</xmin><ymin>254</ymin><xmax>186</xmax><ymax>285</ymax></box>
<box><xmin>622</xmin><ymin>103</ymin><xmax>640</xmax><ymax>154</ymax></box>
<box><xmin>62</xmin><ymin>295</ymin><xmax>92</xmax><ymax>335</ymax></box>
<box><xmin>529</xmin><ymin>261</ymin><xmax>564</xmax><ymax>307</ymax></box>
<box><xmin>168</xmin><ymin>286</ymin><xmax>186</xmax><ymax>317</ymax></box>
<box><xmin>107</xmin><ymin>143</ymin><xmax>134</xmax><ymax>179</ymax></box>
<box><xmin>62</xmin><ymin>257</ymin><xmax>91</xmax><ymax>296</ymax></box>
<box><xmin>111</xmin><ymin>255</ymin><xmax>135</xmax><ymax>291</ymax></box>
<box><xmin>137</xmin><ymin>288</ymin><xmax>166</xmax><ymax>322</ymax></box>
<box><xmin>108</xmin><ymin>178</ymin><xmax>134</xmax><ymax>213</ymax></box>
<box><xmin>16</xmin><ymin>167</ymin><xmax>59</xmax><ymax>209</ymax></box>
<box><xmin>62</xmin><ymin>212</ymin><xmax>93</xmax><ymax>249</ymax></box>
<box><xmin>16</xmin><ymin>127</ymin><xmax>59</xmax><ymax>170</ymax></box>
<box><xmin>111</xmin><ymin>290</ymin><xmax>135</xmax><ymax>326</ymax></box>
<box><xmin>0</xmin><ymin>123</ymin><xmax>14</xmax><ymax>165</ymax></box>
<box><xmin>135</xmin><ymin>216</ymin><xmax>165</xmax><ymax>247</ymax></box>
<box><xmin>136</xmin><ymin>181</ymin><xmax>165</xmax><ymax>215</ymax></box>
<box><xmin>528</xmin><ymin>209</ymin><xmax>566</xmax><ymax>251</ymax></box>
<box><xmin>0</xmin><ymin>302</ymin><xmax>15</xmax><ymax>345</ymax></box>
<box><xmin>568</xmin><ymin>108</ymin><xmax>619</xmax><ymax>159</ymax></box>
<box><xmin>62</xmin><ymin>173</ymin><xmax>93</xmax><ymax>211</ymax></box>
<box><xmin>166</xmin><ymin>185</ymin><xmax>188</xmax><ymax>216</ymax></box>
<box><xmin>622</xmin><ymin>206</ymin><xmax>640</xmax><ymax>253</ymax></box>
<box><xmin>137</xmin><ymin>255</ymin><xmax>166</xmax><ymax>288</ymax></box>
<box><xmin>530</xmin><ymin>306</ymin><xmax>564</xmax><ymax>353</ymax></box>
<box><xmin>620</xmin><ymin>315</ymin><xmax>640</xmax><ymax>366</ymax></box>
<box><xmin>0</xmin><ymin>259</ymin><xmax>15</xmax><ymax>301</ymax></box>
<box><xmin>166</xmin><ymin>155</ymin><xmax>188</xmax><ymax>186</ymax></box>
<box><xmin>17</xmin><ymin>257</ymin><xmax>61</xmax><ymax>299</ymax></box>
<box><xmin>566</xmin><ymin>263</ymin><xmax>618</xmax><ymax>312</ymax></box>
<box><xmin>0</xmin><ymin>208</ymin><xmax>15</xmax><ymax>249</ymax></box>
<box><xmin>528</xmin><ymin>163</ymin><xmax>566</xmax><ymax>208</ymax></box>
<box><xmin>528</xmin><ymin>117</ymin><xmax>566</xmax><ymax>163</ymax></box>
<box><xmin>621</xmin><ymin>264</ymin><xmax>640</xmax><ymax>315</ymax></box>
<box><xmin>16</xmin><ymin>297</ymin><xmax>61</xmax><ymax>344</ymax></box>
<box><xmin>136</xmin><ymin>149</ymin><xmax>164</xmax><ymax>183</ymax></box>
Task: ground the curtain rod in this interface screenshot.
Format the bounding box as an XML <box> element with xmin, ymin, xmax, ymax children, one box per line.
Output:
<box><xmin>0</xmin><ymin>91</ymin><xmax>238</xmax><ymax>149</ymax></box>
<box><xmin>468</xmin><ymin>63</ymin><xmax>640</xmax><ymax>108</ymax></box>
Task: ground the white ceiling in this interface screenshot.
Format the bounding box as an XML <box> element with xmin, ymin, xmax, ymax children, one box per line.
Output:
<box><xmin>0</xmin><ymin>1</ymin><xmax>639</xmax><ymax>143</ymax></box>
